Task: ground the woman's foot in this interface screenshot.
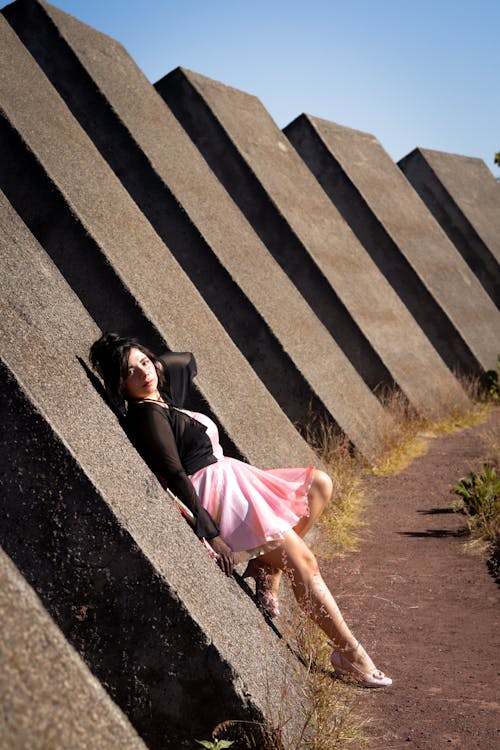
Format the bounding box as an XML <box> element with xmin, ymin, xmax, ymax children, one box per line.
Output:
<box><xmin>243</xmin><ymin>559</ymin><xmax>281</xmax><ymax>618</ymax></box>
<box><xmin>330</xmin><ymin>642</ymin><xmax>392</xmax><ymax>688</ymax></box>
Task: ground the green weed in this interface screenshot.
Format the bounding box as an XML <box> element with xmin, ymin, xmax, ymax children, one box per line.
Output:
<box><xmin>452</xmin><ymin>463</ymin><xmax>500</xmax><ymax>553</ymax></box>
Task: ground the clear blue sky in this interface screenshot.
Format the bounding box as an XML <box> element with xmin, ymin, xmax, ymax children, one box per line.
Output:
<box><xmin>4</xmin><ymin>0</ymin><xmax>499</xmax><ymax>174</ymax></box>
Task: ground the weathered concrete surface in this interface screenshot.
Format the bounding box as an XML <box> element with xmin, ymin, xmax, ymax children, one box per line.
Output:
<box><xmin>0</xmin><ymin>13</ymin><xmax>318</xmax><ymax>469</ymax></box>
<box><xmin>284</xmin><ymin>115</ymin><xmax>500</xmax><ymax>371</ymax></box>
<box><xmin>0</xmin><ymin>548</ymin><xmax>148</xmax><ymax>750</ymax></box>
<box><xmin>1</xmin><ymin>0</ymin><xmax>392</xmax><ymax>462</ymax></box>
<box><xmin>156</xmin><ymin>67</ymin><xmax>470</xmax><ymax>418</ymax></box>
<box><xmin>398</xmin><ymin>147</ymin><xmax>500</xmax><ymax>307</ymax></box>
<box><xmin>0</xmin><ymin>189</ymin><xmax>305</xmax><ymax>749</ymax></box>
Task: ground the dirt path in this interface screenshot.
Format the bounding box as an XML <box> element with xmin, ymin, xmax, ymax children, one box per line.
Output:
<box><xmin>324</xmin><ymin>408</ymin><xmax>500</xmax><ymax>750</ymax></box>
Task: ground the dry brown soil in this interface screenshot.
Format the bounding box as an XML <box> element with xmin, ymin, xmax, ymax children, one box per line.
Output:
<box><xmin>323</xmin><ymin>408</ymin><xmax>500</xmax><ymax>750</ymax></box>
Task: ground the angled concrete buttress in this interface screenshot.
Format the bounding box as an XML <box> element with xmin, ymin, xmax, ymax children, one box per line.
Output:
<box><xmin>0</xmin><ymin>548</ymin><xmax>148</xmax><ymax>750</ymax></box>
<box><xmin>156</xmin><ymin>67</ymin><xmax>470</xmax><ymax>418</ymax></box>
<box><xmin>1</xmin><ymin>0</ymin><xmax>392</xmax><ymax>462</ymax></box>
<box><xmin>398</xmin><ymin>147</ymin><xmax>500</xmax><ymax>308</ymax></box>
<box><xmin>284</xmin><ymin>116</ymin><xmax>500</xmax><ymax>370</ymax></box>
<box><xmin>0</xmin><ymin>189</ymin><xmax>306</xmax><ymax>749</ymax></box>
<box><xmin>0</xmin><ymin>14</ymin><xmax>319</xmax><ymax>469</ymax></box>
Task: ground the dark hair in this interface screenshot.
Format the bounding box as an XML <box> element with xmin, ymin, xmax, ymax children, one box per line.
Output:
<box><xmin>89</xmin><ymin>332</ymin><xmax>165</xmax><ymax>405</ymax></box>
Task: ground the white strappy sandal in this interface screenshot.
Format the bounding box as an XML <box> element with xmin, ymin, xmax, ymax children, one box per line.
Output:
<box><xmin>330</xmin><ymin>642</ymin><xmax>392</xmax><ymax>688</ymax></box>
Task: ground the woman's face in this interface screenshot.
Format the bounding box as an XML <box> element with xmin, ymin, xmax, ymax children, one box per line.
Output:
<box><xmin>125</xmin><ymin>347</ymin><xmax>159</xmax><ymax>400</ymax></box>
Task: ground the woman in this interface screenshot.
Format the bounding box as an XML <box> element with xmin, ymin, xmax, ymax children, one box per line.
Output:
<box><xmin>90</xmin><ymin>332</ymin><xmax>392</xmax><ymax>688</ymax></box>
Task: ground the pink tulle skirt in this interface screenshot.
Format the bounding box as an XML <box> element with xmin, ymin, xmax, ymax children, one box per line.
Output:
<box><xmin>190</xmin><ymin>457</ymin><xmax>314</xmax><ymax>558</ymax></box>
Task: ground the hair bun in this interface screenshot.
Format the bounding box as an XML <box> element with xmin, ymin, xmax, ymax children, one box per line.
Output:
<box><xmin>89</xmin><ymin>332</ymin><xmax>127</xmax><ymax>378</ymax></box>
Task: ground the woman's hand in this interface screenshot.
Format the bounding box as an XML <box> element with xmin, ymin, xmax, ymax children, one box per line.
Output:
<box><xmin>210</xmin><ymin>536</ymin><xmax>235</xmax><ymax>576</ymax></box>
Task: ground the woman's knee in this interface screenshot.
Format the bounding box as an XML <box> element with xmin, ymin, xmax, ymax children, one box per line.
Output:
<box><xmin>312</xmin><ymin>469</ymin><xmax>333</xmax><ymax>506</ymax></box>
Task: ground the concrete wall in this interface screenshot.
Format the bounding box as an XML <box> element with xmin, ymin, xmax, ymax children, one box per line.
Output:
<box><xmin>399</xmin><ymin>147</ymin><xmax>500</xmax><ymax>308</ymax></box>
<box><xmin>285</xmin><ymin>115</ymin><xmax>500</xmax><ymax>372</ymax></box>
<box><xmin>0</xmin><ymin>548</ymin><xmax>148</xmax><ymax>750</ymax></box>
<box><xmin>0</xmin><ymin>0</ymin><xmax>392</xmax><ymax>461</ymax></box>
<box><xmin>0</xmin><ymin>12</ymin><xmax>317</xmax><ymax>470</ymax></box>
<box><xmin>156</xmin><ymin>67</ymin><xmax>470</xmax><ymax>418</ymax></box>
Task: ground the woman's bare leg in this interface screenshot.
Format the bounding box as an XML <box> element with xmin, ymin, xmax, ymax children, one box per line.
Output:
<box><xmin>257</xmin><ymin>529</ymin><xmax>379</xmax><ymax>674</ymax></box>
<box><xmin>249</xmin><ymin>469</ymin><xmax>333</xmax><ymax>599</ymax></box>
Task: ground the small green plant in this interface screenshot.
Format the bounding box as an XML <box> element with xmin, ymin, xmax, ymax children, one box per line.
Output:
<box><xmin>454</xmin><ymin>464</ymin><xmax>500</xmax><ymax>519</ymax></box>
<box><xmin>482</xmin><ymin>355</ymin><xmax>500</xmax><ymax>403</ymax></box>
<box><xmin>199</xmin><ymin>718</ymin><xmax>283</xmax><ymax>749</ymax></box>
<box><xmin>452</xmin><ymin>463</ymin><xmax>500</xmax><ymax>555</ymax></box>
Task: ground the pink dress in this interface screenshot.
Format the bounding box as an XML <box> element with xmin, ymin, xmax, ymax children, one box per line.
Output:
<box><xmin>184</xmin><ymin>409</ymin><xmax>315</xmax><ymax>558</ymax></box>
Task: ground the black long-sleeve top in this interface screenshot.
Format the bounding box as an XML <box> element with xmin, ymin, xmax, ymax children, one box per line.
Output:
<box><xmin>126</xmin><ymin>352</ymin><xmax>220</xmax><ymax>540</ymax></box>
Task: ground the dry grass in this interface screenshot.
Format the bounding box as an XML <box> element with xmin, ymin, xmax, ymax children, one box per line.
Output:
<box><xmin>481</xmin><ymin>416</ymin><xmax>500</xmax><ymax>466</ymax></box>
<box><xmin>303</xmin><ymin>423</ymin><xmax>367</xmax><ymax>556</ymax></box>
<box><xmin>306</xmin><ymin>385</ymin><xmax>492</xmax><ymax>554</ymax></box>
<box><xmin>290</xmin><ymin>611</ymin><xmax>369</xmax><ymax>750</ymax></box>
<box><xmin>207</xmin><ymin>601</ymin><xmax>367</xmax><ymax>750</ymax></box>
<box><xmin>371</xmin><ymin>379</ymin><xmax>492</xmax><ymax>476</ymax></box>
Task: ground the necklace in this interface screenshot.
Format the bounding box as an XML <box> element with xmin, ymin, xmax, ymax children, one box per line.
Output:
<box><xmin>134</xmin><ymin>395</ymin><xmax>167</xmax><ymax>406</ymax></box>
